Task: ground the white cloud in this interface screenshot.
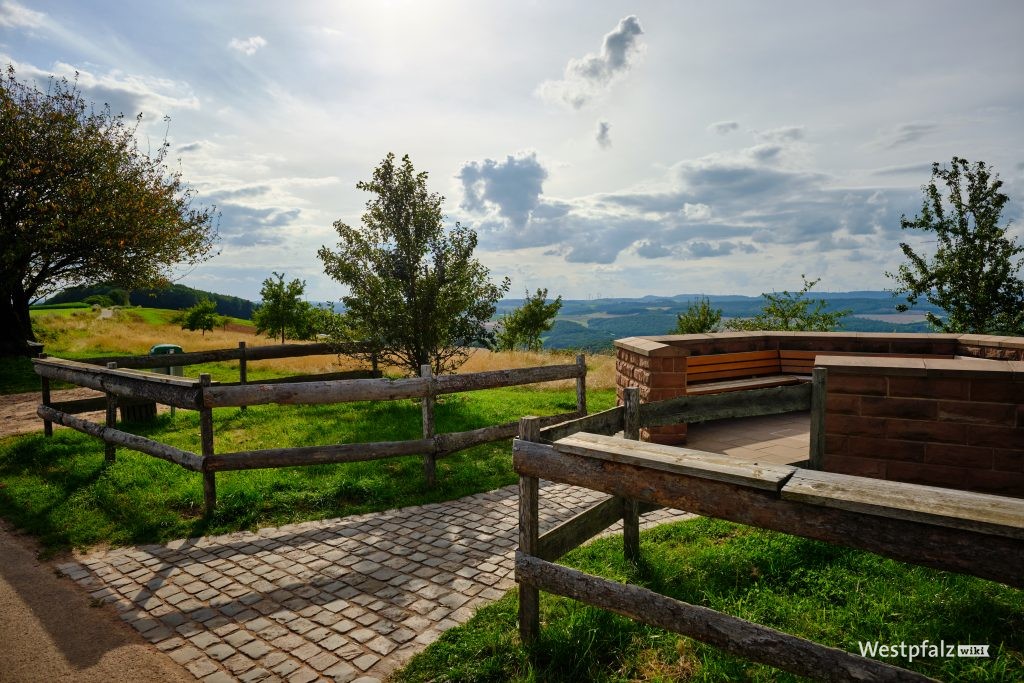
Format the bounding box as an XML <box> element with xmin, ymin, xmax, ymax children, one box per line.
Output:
<box><xmin>595</xmin><ymin>120</ymin><xmax>611</xmax><ymax>149</ymax></box>
<box><xmin>708</xmin><ymin>121</ymin><xmax>739</xmax><ymax>135</ymax></box>
<box><xmin>459</xmin><ymin>152</ymin><xmax>548</xmax><ymax>228</ymax></box>
<box><xmin>878</xmin><ymin>121</ymin><xmax>938</xmax><ymax>149</ymax></box>
<box><xmin>0</xmin><ymin>1</ymin><xmax>45</xmax><ymax>28</ymax></box>
<box><xmin>537</xmin><ymin>15</ymin><xmax>644</xmax><ymax>109</ymax></box>
<box><xmin>228</xmin><ymin>36</ymin><xmax>267</xmax><ymax>56</ymax></box>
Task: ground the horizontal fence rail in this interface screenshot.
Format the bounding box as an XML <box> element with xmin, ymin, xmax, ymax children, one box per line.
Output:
<box><xmin>33</xmin><ymin>343</ymin><xmax>588</xmax><ymax>515</ymax></box>
<box><xmin>77</xmin><ymin>341</ymin><xmax>375</xmax><ymax>370</ymax></box>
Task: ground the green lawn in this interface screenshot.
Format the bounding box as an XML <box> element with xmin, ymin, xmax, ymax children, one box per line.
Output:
<box><xmin>395</xmin><ymin>517</ymin><xmax>1024</xmax><ymax>682</ymax></box>
<box><xmin>0</xmin><ymin>387</ymin><xmax>615</xmax><ymax>552</ymax></box>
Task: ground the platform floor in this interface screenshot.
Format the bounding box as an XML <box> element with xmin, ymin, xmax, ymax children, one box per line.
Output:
<box><xmin>684</xmin><ymin>410</ymin><xmax>811</xmax><ymax>465</ymax></box>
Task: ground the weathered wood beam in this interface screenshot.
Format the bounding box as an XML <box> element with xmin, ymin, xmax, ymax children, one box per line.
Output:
<box><xmin>518</xmin><ymin>417</ymin><xmax>541</xmax><ymax>644</ymax></box>
<box><xmin>32</xmin><ymin>358</ymin><xmax>202</xmax><ymax>408</ymax></box>
<box><xmin>639</xmin><ymin>383</ymin><xmax>811</xmax><ymax>427</ymax></box>
<box><xmin>539</xmin><ymin>406</ymin><xmax>624</xmax><ymax>443</ymax></box>
<box><xmin>37</xmin><ymin>405</ymin><xmax>203</xmax><ymax>471</ymax></box>
<box><xmin>536</xmin><ymin>495</ymin><xmax>624</xmax><ymax>561</ymax></box>
<box><xmin>513</xmin><ymin>439</ymin><xmax>1024</xmax><ymax>587</ymax></box>
<box><xmin>515</xmin><ymin>554</ymin><xmax>935</xmax><ymax>683</ymax></box>
<box><xmin>809</xmin><ymin>367</ymin><xmax>826</xmax><ymax>470</ymax></box>
<box><xmin>435</xmin><ymin>411</ymin><xmax>580</xmax><ymax>456</ymax></box>
<box><xmin>433</xmin><ymin>363</ymin><xmax>582</xmax><ymax>394</ymax></box>
<box><xmin>202</xmin><ymin>438</ymin><xmax>435</xmax><ymax>471</ymax></box>
<box><xmin>77</xmin><ymin>341</ymin><xmax>372</xmax><ymax>369</ymax></box>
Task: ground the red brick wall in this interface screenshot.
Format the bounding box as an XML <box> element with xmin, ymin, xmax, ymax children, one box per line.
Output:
<box><xmin>822</xmin><ymin>360</ymin><xmax>1024</xmax><ymax>498</ymax></box>
<box><xmin>615</xmin><ymin>347</ymin><xmax>688</xmax><ymax>445</ymax></box>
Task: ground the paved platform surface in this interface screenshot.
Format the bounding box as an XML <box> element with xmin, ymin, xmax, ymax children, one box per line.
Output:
<box><xmin>57</xmin><ymin>483</ymin><xmax>690</xmax><ymax>683</ymax></box>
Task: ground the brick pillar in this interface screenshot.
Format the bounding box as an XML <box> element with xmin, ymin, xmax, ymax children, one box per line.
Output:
<box><xmin>614</xmin><ymin>340</ymin><xmax>689</xmax><ymax>445</ymax></box>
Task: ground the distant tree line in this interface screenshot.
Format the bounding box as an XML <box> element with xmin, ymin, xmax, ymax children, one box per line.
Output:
<box><xmin>46</xmin><ymin>283</ymin><xmax>256</xmax><ymax>319</ymax></box>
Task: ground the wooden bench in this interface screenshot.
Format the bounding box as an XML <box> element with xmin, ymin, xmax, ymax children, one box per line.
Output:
<box><xmin>685</xmin><ymin>350</ymin><xmax>805</xmax><ymax>395</ymax></box>
<box><xmin>685</xmin><ymin>350</ymin><xmax>956</xmax><ymax>397</ymax></box>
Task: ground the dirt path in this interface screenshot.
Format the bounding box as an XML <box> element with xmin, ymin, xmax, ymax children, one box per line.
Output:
<box><xmin>0</xmin><ymin>521</ymin><xmax>192</xmax><ymax>682</ymax></box>
<box><xmin>1</xmin><ymin>392</ymin><xmax>191</xmax><ymax>681</ymax></box>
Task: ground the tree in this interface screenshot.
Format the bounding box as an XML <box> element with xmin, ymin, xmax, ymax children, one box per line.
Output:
<box><xmin>318</xmin><ymin>153</ymin><xmax>510</xmax><ymax>375</ymax></box>
<box><xmin>0</xmin><ymin>66</ymin><xmax>216</xmax><ymax>354</ymax></box>
<box><xmin>728</xmin><ymin>276</ymin><xmax>849</xmax><ymax>331</ymax></box>
<box><xmin>181</xmin><ymin>298</ymin><xmax>217</xmax><ymax>335</ymax></box>
<box><xmin>674</xmin><ymin>296</ymin><xmax>723</xmax><ymax>334</ymax></box>
<box><xmin>494</xmin><ymin>288</ymin><xmax>563</xmax><ymax>352</ymax></box>
<box><xmin>253</xmin><ymin>272</ymin><xmax>312</xmax><ymax>344</ymax></box>
<box><xmin>887</xmin><ymin>157</ymin><xmax>1023</xmax><ymax>334</ymax></box>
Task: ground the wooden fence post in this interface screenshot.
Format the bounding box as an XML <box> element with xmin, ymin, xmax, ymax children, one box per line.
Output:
<box><xmin>104</xmin><ymin>362</ymin><xmax>118</xmax><ymax>462</ymax></box>
<box><xmin>39</xmin><ymin>353</ymin><xmax>52</xmax><ymax>437</ymax></box>
<box><xmin>809</xmin><ymin>368</ymin><xmax>826</xmax><ymax>470</ymax></box>
<box><xmin>421</xmin><ymin>364</ymin><xmax>436</xmax><ymax>488</ymax></box>
<box><xmin>621</xmin><ymin>387</ymin><xmax>641</xmax><ymax>562</ymax></box>
<box><xmin>371</xmin><ymin>351</ymin><xmax>379</xmax><ymax>376</ymax></box>
<box><xmin>199</xmin><ymin>374</ymin><xmax>217</xmax><ymax>515</ymax></box>
<box><xmin>238</xmin><ymin>341</ymin><xmax>248</xmax><ymax>412</ymax></box>
<box><xmin>575</xmin><ymin>354</ymin><xmax>587</xmax><ymax>416</ymax></box>
<box><xmin>518</xmin><ymin>416</ymin><xmax>541</xmax><ymax>644</ymax></box>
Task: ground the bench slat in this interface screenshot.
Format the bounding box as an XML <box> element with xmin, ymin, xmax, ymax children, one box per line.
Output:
<box><xmin>781</xmin><ymin>469</ymin><xmax>1024</xmax><ymax>540</ymax></box>
<box><xmin>687</xmin><ymin>350</ymin><xmax>778</xmax><ymax>367</ymax></box>
<box><xmin>553</xmin><ymin>432</ymin><xmax>797</xmax><ymax>491</ymax></box>
<box><xmin>686</xmin><ymin>375</ymin><xmax>806</xmax><ymax>395</ymax></box>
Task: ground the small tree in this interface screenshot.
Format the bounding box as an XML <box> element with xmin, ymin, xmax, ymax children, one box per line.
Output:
<box><xmin>887</xmin><ymin>157</ymin><xmax>1024</xmax><ymax>334</ymax></box>
<box><xmin>0</xmin><ymin>66</ymin><xmax>216</xmax><ymax>354</ymax></box>
<box><xmin>181</xmin><ymin>298</ymin><xmax>217</xmax><ymax>335</ymax></box>
<box><xmin>253</xmin><ymin>272</ymin><xmax>312</xmax><ymax>344</ymax></box>
<box><xmin>494</xmin><ymin>288</ymin><xmax>563</xmax><ymax>352</ymax></box>
<box><xmin>729</xmin><ymin>276</ymin><xmax>849</xmax><ymax>332</ymax></box>
<box><xmin>318</xmin><ymin>153</ymin><xmax>510</xmax><ymax>375</ymax></box>
<box><xmin>674</xmin><ymin>296</ymin><xmax>723</xmax><ymax>334</ymax></box>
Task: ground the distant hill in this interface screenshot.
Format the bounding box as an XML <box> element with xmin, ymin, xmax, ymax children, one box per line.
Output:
<box><xmin>46</xmin><ymin>284</ymin><xmax>257</xmax><ymax>319</ymax></box>
<box><xmin>493</xmin><ymin>291</ymin><xmax>940</xmax><ymax>351</ymax></box>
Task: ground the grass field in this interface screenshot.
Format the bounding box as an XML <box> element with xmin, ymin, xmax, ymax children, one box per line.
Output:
<box><xmin>395</xmin><ymin>518</ymin><xmax>1024</xmax><ymax>682</ymax></box>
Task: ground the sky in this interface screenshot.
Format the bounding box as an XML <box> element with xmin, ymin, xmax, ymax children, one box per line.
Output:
<box><xmin>3</xmin><ymin>0</ymin><xmax>1023</xmax><ymax>302</ymax></box>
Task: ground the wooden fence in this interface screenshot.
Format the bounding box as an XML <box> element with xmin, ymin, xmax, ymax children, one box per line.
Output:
<box><xmin>33</xmin><ymin>346</ymin><xmax>588</xmax><ymax>515</ymax></box>
<box><xmin>513</xmin><ymin>385</ymin><xmax>1024</xmax><ymax>682</ymax></box>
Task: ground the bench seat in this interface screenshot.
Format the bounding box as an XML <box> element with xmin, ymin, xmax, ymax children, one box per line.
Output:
<box><xmin>686</xmin><ymin>373</ymin><xmax>809</xmax><ymax>395</ymax></box>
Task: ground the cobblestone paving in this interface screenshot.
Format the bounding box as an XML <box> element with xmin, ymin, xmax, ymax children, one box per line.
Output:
<box><xmin>56</xmin><ymin>483</ymin><xmax>691</xmax><ymax>683</ymax></box>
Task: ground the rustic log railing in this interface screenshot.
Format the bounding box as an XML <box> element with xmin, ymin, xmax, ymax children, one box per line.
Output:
<box><xmin>32</xmin><ymin>351</ymin><xmax>588</xmax><ymax>515</ymax></box>
<box><xmin>513</xmin><ymin>385</ymin><xmax>1024</xmax><ymax>682</ymax></box>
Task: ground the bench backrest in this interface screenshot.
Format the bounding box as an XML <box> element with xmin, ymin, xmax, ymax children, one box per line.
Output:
<box><xmin>686</xmin><ymin>350</ymin><xmax>780</xmax><ymax>385</ymax></box>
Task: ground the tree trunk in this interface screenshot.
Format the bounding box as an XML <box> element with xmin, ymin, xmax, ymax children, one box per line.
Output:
<box><xmin>0</xmin><ymin>285</ymin><xmax>36</xmax><ymax>355</ymax></box>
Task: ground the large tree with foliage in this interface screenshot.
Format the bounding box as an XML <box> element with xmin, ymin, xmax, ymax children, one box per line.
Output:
<box><xmin>253</xmin><ymin>272</ymin><xmax>312</xmax><ymax>343</ymax></box>
<box><xmin>180</xmin><ymin>298</ymin><xmax>218</xmax><ymax>335</ymax></box>
<box><xmin>728</xmin><ymin>276</ymin><xmax>849</xmax><ymax>332</ymax></box>
<box><xmin>318</xmin><ymin>153</ymin><xmax>510</xmax><ymax>375</ymax></box>
<box><xmin>494</xmin><ymin>288</ymin><xmax>563</xmax><ymax>352</ymax></box>
<box><xmin>887</xmin><ymin>157</ymin><xmax>1023</xmax><ymax>334</ymax></box>
<box><xmin>0</xmin><ymin>66</ymin><xmax>216</xmax><ymax>354</ymax></box>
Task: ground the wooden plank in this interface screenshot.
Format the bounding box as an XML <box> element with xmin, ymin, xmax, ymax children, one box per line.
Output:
<box><xmin>539</xmin><ymin>406</ymin><xmax>624</xmax><ymax>442</ymax></box>
<box><xmin>204</xmin><ymin>376</ymin><xmax>431</xmax><ymax>407</ymax></box>
<box><xmin>433</xmin><ymin>363</ymin><xmax>582</xmax><ymax>394</ymax></box>
<box><xmin>421</xmin><ymin>365</ymin><xmax>436</xmax><ymax>488</ymax></box>
<box><xmin>641</xmin><ymin>383</ymin><xmax>811</xmax><ymax>426</ymax></box>
<box><xmin>809</xmin><ymin>368</ymin><xmax>826</xmax><ymax>470</ymax></box>
<box><xmin>686</xmin><ymin>350</ymin><xmax>779</xmax><ymax>366</ymax></box>
<box><xmin>77</xmin><ymin>341</ymin><xmax>372</xmax><ymax>369</ymax></box>
<box><xmin>37</xmin><ymin>405</ymin><xmax>203</xmax><ymax>471</ymax></box>
<box><xmin>518</xmin><ymin>417</ymin><xmax>541</xmax><ymax>644</ymax></box>
<box><xmin>686</xmin><ymin>375</ymin><xmax>804</xmax><ymax>394</ymax></box>
<box><xmin>199</xmin><ymin>374</ymin><xmax>216</xmax><ymax>515</ymax></box>
<box><xmin>32</xmin><ymin>359</ymin><xmax>202</xmax><ymax>408</ymax></box>
<box><xmin>554</xmin><ymin>432</ymin><xmax>797</xmax><ymax>491</ymax></box>
<box><xmin>202</xmin><ymin>438</ymin><xmax>435</xmax><ymax>471</ymax></box>
<box><xmin>40</xmin><ymin>356</ymin><xmax>52</xmax><ymax>437</ymax></box>
<box><xmin>782</xmin><ymin>469</ymin><xmax>1024</xmax><ymax>541</ymax></box>
<box><xmin>686</xmin><ymin>363</ymin><xmax>782</xmax><ymax>382</ymax></box>
<box><xmin>515</xmin><ymin>554</ymin><xmax>935</xmax><ymax>683</ymax></box>
<box><xmin>217</xmin><ymin>370</ymin><xmax>381</xmax><ymax>387</ymax></box>
<box><xmin>575</xmin><ymin>354</ymin><xmax>587</xmax><ymax>416</ymax></box>
<box><xmin>537</xmin><ymin>495</ymin><xmax>624</xmax><ymax>561</ymax></box>
<box><xmin>513</xmin><ymin>439</ymin><xmax>1024</xmax><ymax>587</ymax></box>
<box><xmin>434</xmin><ymin>411</ymin><xmax>579</xmax><ymax>455</ymax></box>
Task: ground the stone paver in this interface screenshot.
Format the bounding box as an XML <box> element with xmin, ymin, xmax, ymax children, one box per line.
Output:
<box><xmin>56</xmin><ymin>481</ymin><xmax>690</xmax><ymax>681</ymax></box>
<box><xmin>56</xmin><ymin>412</ymin><xmax>811</xmax><ymax>681</ymax></box>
